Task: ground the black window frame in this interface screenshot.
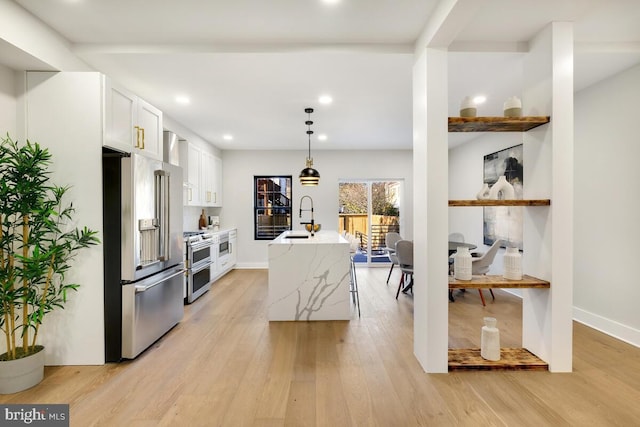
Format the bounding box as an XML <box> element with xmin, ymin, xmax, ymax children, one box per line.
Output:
<box><xmin>254</xmin><ymin>175</ymin><xmax>293</xmax><ymax>240</ymax></box>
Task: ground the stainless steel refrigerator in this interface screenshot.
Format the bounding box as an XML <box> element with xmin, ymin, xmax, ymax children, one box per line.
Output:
<box><xmin>103</xmin><ymin>150</ymin><xmax>184</xmax><ymax>361</ymax></box>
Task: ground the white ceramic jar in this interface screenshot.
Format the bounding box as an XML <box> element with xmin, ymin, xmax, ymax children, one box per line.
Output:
<box><xmin>503</xmin><ymin>246</ymin><xmax>522</xmax><ymax>280</ymax></box>
<box><xmin>481</xmin><ymin>317</ymin><xmax>501</xmax><ymax>361</ymax></box>
<box><xmin>503</xmin><ymin>96</ymin><xmax>522</xmax><ymax>117</ymax></box>
<box><xmin>460</xmin><ymin>96</ymin><xmax>477</xmax><ymax>117</ymax></box>
<box><xmin>453</xmin><ymin>246</ymin><xmax>472</xmax><ymax>280</ymax></box>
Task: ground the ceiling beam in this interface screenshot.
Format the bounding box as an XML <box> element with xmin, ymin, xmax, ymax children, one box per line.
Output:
<box><xmin>414</xmin><ymin>0</ymin><xmax>490</xmax><ymax>54</ymax></box>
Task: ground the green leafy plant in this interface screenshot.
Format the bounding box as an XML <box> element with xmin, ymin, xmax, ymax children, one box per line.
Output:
<box><xmin>0</xmin><ymin>135</ymin><xmax>99</xmax><ymax>361</ymax></box>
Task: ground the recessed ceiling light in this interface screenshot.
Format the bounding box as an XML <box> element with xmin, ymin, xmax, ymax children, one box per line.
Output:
<box><xmin>317</xmin><ymin>134</ymin><xmax>328</xmax><ymax>141</ymax></box>
<box><xmin>322</xmin><ymin>0</ymin><xmax>341</xmax><ymax>4</ymax></box>
<box><xmin>473</xmin><ymin>95</ymin><xmax>487</xmax><ymax>104</ymax></box>
<box><xmin>223</xmin><ymin>134</ymin><xmax>233</xmax><ymax>141</ymax></box>
<box><xmin>175</xmin><ymin>95</ymin><xmax>190</xmax><ymax>105</ymax></box>
<box><xmin>318</xmin><ymin>95</ymin><xmax>333</xmax><ymax>105</ymax></box>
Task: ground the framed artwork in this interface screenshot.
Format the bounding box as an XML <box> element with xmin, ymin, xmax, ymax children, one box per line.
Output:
<box><xmin>483</xmin><ymin>144</ymin><xmax>523</xmax><ymax>249</ymax></box>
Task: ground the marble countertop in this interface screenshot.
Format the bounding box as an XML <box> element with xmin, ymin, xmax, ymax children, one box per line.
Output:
<box><xmin>270</xmin><ymin>230</ymin><xmax>348</xmax><ymax>245</ymax></box>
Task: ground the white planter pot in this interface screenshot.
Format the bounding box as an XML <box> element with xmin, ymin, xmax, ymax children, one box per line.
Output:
<box><xmin>0</xmin><ymin>346</ymin><xmax>45</xmax><ymax>394</ymax></box>
<box><xmin>503</xmin><ymin>246</ymin><xmax>522</xmax><ymax>280</ymax></box>
<box><xmin>453</xmin><ymin>246</ymin><xmax>472</xmax><ymax>280</ymax></box>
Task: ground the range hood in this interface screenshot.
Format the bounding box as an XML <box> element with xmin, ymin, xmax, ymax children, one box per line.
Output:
<box><xmin>163</xmin><ymin>131</ymin><xmax>180</xmax><ymax>165</ymax></box>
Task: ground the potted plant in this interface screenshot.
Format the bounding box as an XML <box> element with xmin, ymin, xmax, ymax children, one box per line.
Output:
<box><xmin>0</xmin><ymin>134</ymin><xmax>99</xmax><ymax>394</ymax></box>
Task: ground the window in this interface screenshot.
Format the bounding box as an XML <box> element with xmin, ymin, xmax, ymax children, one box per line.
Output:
<box><xmin>254</xmin><ymin>176</ymin><xmax>292</xmax><ymax>240</ymax></box>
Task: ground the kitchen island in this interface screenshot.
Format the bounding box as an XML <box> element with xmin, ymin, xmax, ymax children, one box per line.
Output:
<box><xmin>268</xmin><ymin>230</ymin><xmax>351</xmax><ymax>321</ymax></box>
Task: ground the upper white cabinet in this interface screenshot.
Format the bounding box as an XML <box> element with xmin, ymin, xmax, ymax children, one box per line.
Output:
<box><xmin>201</xmin><ymin>151</ymin><xmax>223</xmax><ymax>207</ymax></box>
<box><xmin>104</xmin><ymin>79</ymin><xmax>162</xmax><ymax>160</ymax></box>
<box><xmin>186</xmin><ymin>143</ymin><xmax>202</xmax><ymax>206</ymax></box>
<box><xmin>179</xmin><ymin>141</ymin><xmax>222</xmax><ymax>207</ymax></box>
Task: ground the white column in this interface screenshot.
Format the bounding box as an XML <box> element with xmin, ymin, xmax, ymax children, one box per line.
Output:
<box><xmin>522</xmin><ymin>22</ymin><xmax>574</xmax><ymax>372</ymax></box>
<box><xmin>413</xmin><ymin>47</ymin><xmax>449</xmax><ymax>373</ymax></box>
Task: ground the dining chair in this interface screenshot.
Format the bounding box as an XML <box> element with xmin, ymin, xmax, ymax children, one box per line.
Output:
<box><xmin>470</xmin><ymin>239</ymin><xmax>505</xmax><ymax>306</ymax></box>
<box><xmin>384</xmin><ymin>232</ymin><xmax>402</xmax><ymax>285</ymax></box>
<box><xmin>448</xmin><ymin>232</ymin><xmax>465</xmax><ymax>243</ymax></box>
<box><xmin>395</xmin><ymin>240</ymin><xmax>413</xmax><ymax>299</ymax></box>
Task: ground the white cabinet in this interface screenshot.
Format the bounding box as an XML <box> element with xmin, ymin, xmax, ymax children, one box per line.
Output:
<box><xmin>228</xmin><ymin>229</ymin><xmax>237</xmax><ymax>267</ymax></box>
<box><xmin>181</xmin><ymin>143</ymin><xmax>202</xmax><ymax>206</ymax></box>
<box><xmin>104</xmin><ymin>79</ymin><xmax>162</xmax><ymax>160</ymax></box>
<box><xmin>179</xmin><ymin>141</ymin><xmax>223</xmax><ymax>207</ymax></box>
<box><xmin>201</xmin><ymin>151</ymin><xmax>223</xmax><ymax>207</ymax></box>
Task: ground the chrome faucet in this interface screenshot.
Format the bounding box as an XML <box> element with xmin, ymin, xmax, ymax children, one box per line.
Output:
<box><xmin>299</xmin><ymin>195</ymin><xmax>315</xmax><ymax>236</ymax></box>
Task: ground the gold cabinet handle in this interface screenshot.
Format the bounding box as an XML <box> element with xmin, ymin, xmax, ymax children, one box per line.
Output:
<box><xmin>140</xmin><ymin>127</ymin><xmax>145</xmax><ymax>150</ymax></box>
<box><xmin>134</xmin><ymin>126</ymin><xmax>141</xmax><ymax>148</ymax></box>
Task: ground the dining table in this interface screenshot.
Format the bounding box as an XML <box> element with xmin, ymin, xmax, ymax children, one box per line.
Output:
<box><xmin>448</xmin><ymin>241</ymin><xmax>477</xmax><ymax>256</ymax></box>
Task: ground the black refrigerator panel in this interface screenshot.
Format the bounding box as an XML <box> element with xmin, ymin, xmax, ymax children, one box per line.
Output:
<box><xmin>102</xmin><ymin>149</ymin><xmax>124</xmax><ymax>362</ymax></box>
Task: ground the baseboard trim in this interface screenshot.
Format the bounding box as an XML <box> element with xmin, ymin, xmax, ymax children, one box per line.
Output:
<box><xmin>499</xmin><ymin>290</ymin><xmax>640</xmax><ymax>349</ymax></box>
<box><xmin>573</xmin><ymin>306</ymin><xmax>640</xmax><ymax>349</ymax></box>
<box><xmin>235</xmin><ymin>262</ymin><xmax>268</xmax><ymax>269</ymax></box>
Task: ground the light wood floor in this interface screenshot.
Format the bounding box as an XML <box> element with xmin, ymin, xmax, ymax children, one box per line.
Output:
<box><xmin>2</xmin><ymin>268</ymin><xmax>640</xmax><ymax>426</ymax></box>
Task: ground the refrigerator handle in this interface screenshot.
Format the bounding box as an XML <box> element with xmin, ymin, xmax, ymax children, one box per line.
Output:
<box><xmin>134</xmin><ymin>267</ymin><xmax>184</xmax><ymax>293</ymax></box>
<box><xmin>155</xmin><ymin>169</ymin><xmax>171</xmax><ymax>262</ymax></box>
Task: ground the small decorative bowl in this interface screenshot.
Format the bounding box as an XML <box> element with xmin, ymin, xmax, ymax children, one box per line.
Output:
<box><xmin>305</xmin><ymin>223</ymin><xmax>321</xmax><ymax>232</ymax></box>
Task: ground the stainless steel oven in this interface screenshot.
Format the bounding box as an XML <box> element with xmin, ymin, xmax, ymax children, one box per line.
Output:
<box><xmin>184</xmin><ymin>232</ymin><xmax>215</xmax><ymax>303</ymax></box>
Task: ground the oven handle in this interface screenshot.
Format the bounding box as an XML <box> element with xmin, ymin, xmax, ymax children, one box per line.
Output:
<box><xmin>190</xmin><ymin>241</ymin><xmax>214</xmax><ymax>251</ymax></box>
<box><xmin>190</xmin><ymin>259</ymin><xmax>212</xmax><ymax>274</ymax></box>
<box><xmin>135</xmin><ymin>268</ymin><xmax>185</xmax><ymax>293</ymax></box>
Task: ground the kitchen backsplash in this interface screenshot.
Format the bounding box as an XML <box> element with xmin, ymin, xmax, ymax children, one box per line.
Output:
<box><xmin>183</xmin><ymin>206</ymin><xmax>221</xmax><ymax>232</ymax></box>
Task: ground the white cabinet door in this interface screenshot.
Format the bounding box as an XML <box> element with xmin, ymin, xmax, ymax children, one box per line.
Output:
<box><xmin>200</xmin><ymin>151</ymin><xmax>213</xmax><ymax>206</ymax></box>
<box><xmin>104</xmin><ymin>78</ymin><xmax>162</xmax><ymax>160</ymax></box>
<box><xmin>211</xmin><ymin>155</ymin><xmax>223</xmax><ymax>207</ymax></box>
<box><xmin>105</xmin><ymin>80</ymin><xmax>136</xmax><ymax>153</ymax></box>
<box><xmin>186</xmin><ymin>144</ymin><xmax>202</xmax><ymax>206</ymax></box>
<box><xmin>136</xmin><ymin>99</ymin><xmax>162</xmax><ymax>160</ymax></box>
<box><xmin>229</xmin><ymin>229</ymin><xmax>237</xmax><ymax>266</ymax></box>
<box><xmin>200</xmin><ymin>151</ymin><xmax>222</xmax><ymax>206</ymax></box>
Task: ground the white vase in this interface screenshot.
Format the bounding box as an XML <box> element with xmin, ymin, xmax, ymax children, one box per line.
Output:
<box><xmin>503</xmin><ymin>96</ymin><xmax>522</xmax><ymax>117</ymax></box>
<box><xmin>503</xmin><ymin>246</ymin><xmax>522</xmax><ymax>280</ymax></box>
<box><xmin>453</xmin><ymin>246</ymin><xmax>472</xmax><ymax>280</ymax></box>
<box><xmin>459</xmin><ymin>96</ymin><xmax>477</xmax><ymax>117</ymax></box>
<box><xmin>476</xmin><ymin>183</ymin><xmax>490</xmax><ymax>200</ymax></box>
<box><xmin>488</xmin><ymin>175</ymin><xmax>515</xmax><ymax>200</ymax></box>
<box><xmin>481</xmin><ymin>317</ymin><xmax>501</xmax><ymax>361</ymax></box>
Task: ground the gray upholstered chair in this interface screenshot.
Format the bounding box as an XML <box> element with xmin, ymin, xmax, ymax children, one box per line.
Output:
<box><xmin>471</xmin><ymin>239</ymin><xmax>505</xmax><ymax>306</ymax></box>
<box><xmin>395</xmin><ymin>240</ymin><xmax>413</xmax><ymax>299</ymax></box>
<box><xmin>384</xmin><ymin>232</ymin><xmax>402</xmax><ymax>284</ymax></box>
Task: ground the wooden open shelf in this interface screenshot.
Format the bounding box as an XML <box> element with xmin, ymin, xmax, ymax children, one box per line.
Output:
<box><xmin>449</xmin><ymin>274</ymin><xmax>550</xmax><ymax>289</ymax></box>
<box><xmin>449</xmin><ymin>199</ymin><xmax>550</xmax><ymax>207</ymax></box>
<box><xmin>448</xmin><ymin>116</ymin><xmax>550</xmax><ymax>132</ymax></box>
<box><xmin>448</xmin><ymin>348</ymin><xmax>549</xmax><ymax>371</ymax></box>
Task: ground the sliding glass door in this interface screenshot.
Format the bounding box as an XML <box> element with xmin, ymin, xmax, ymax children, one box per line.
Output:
<box><xmin>338</xmin><ymin>180</ymin><xmax>402</xmax><ymax>266</ymax></box>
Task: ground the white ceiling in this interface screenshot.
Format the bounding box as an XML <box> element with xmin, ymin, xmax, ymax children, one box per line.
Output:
<box><xmin>7</xmin><ymin>0</ymin><xmax>640</xmax><ymax>151</ymax></box>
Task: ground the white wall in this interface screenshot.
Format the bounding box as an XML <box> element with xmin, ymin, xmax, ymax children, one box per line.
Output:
<box><xmin>20</xmin><ymin>72</ymin><xmax>105</xmax><ymax>365</ymax></box>
<box><xmin>573</xmin><ymin>63</ymin><xmax>640</xmax><ymax>346</ymax></box>
<box><xmin>222</xmin><ymin>149</ymin><xmax>413</xmax><ymax>268</ymax></box>
<box><xmin>0</xmin><ymin>63</ymin><xmax>16</xmax><ymax>136</ymax></box>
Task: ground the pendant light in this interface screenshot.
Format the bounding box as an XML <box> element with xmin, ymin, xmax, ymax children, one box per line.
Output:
<box><xmin>299</xmin><ymin>107</ymin><xmax>320</xmax><ymax>186</ymax></box>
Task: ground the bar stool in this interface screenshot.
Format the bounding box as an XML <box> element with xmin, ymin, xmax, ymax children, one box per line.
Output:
<box><xmin>350</xmin><ymin>253</ymin><xmax>361</xmax><ymax>317</ymax></box>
